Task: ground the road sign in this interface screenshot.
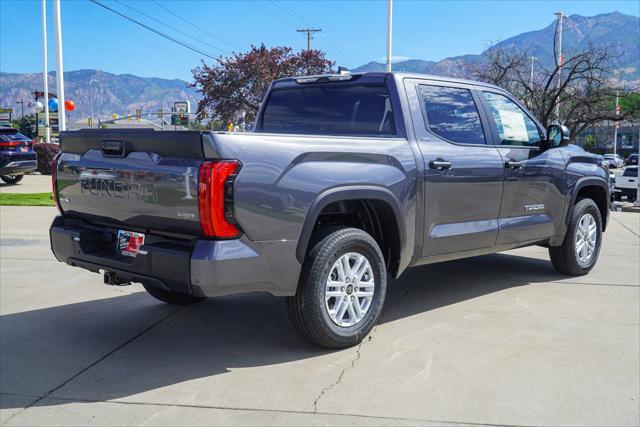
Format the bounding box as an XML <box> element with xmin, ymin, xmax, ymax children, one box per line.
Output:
<box><xmin>37</xmin><ymin>111</ymin><xmax>59</xmax><ymax>139</ymax></box>
<box><xmin>0</xmin><ymin>108</ymin><xmax>12</xmax><ymax>126</ymax></box>
<box><xmin>171</xmin><ymin>101</ymin><xmax>190</xmax><ymax>127</ymax></box>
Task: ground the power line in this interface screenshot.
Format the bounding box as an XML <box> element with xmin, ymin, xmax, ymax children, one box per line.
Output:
<box><xmin>89</xmin><ymin>0</ymin><xmax>221</xmax><ymax>60</ymax></box>
<box><xmin>150</xmin><ymin>0</ymin><xmax>243</xmax><ymax>51</ymax></box>
<box><xmin>250</xmin><ymin>0</ymin><xmax>298</xmax><ymax>28</ymax></box>
<box><xmin>112</xmin><ymin>0</ymin><xmax>229</xmax><ymax>54</ymax></box>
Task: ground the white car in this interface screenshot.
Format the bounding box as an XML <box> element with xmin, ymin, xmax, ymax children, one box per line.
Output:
<box><xmin>603</xmin><ymin>153</ymin><xmax>624</xmax><ymax>168</ymax></box>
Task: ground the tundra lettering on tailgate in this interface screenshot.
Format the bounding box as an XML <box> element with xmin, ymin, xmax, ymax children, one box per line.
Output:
<box><xmin>80</xmin><ymin>178</ymin><xmax>158</xmax><ymax>201</ymax></box>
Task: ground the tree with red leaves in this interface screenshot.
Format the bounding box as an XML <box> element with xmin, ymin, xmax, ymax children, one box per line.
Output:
<box><xmin>191</xmin><ymin>45</ymin><xmax>334</xmax><ymax>123</ymax></box>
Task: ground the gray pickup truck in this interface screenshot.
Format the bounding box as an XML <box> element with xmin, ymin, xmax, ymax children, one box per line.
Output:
<box><xmin>50</xmin><ymin>72</ymin><xmax>610</xmax><ymax>348</ymax></box>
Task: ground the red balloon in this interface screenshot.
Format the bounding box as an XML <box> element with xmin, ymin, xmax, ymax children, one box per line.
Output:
<box><xmin>64</xmin><ymin>100</ymin><xmax>75</xmax><ymax>111</ymax></box>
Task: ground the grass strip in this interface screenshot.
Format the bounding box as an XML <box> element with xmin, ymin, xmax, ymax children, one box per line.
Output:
<box><xmin>0</xmin><ymin>192</ymin><xmax>54</xmax><ymax>206</ymax></box>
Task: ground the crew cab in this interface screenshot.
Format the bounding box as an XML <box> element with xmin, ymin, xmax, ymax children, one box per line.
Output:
<box><xmin>50</xmin><ymin>72</ymin><xmax>610</xmax><ymax>348</ymax></box>
<box><xmin>0</xmin><ymin>127</ymin><xmax>37</xmax><ymax>184</ymax></box>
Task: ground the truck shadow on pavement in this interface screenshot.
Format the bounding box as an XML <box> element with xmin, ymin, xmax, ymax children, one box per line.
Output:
<box><xmin>1</xmin><ymin>252</ymin><xmax>566</xmax><ymax>409</ymax></box>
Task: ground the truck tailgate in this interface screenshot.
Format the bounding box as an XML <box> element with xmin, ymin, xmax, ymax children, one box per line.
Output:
<box><xmin>56</xmin><ymin>130</ymin><xmax>206</xmax><ymax>236</ymax></box>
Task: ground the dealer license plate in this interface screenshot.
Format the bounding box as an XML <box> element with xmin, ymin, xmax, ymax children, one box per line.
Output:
<box><xmin>116</xmin><ymin>230</ymin><xmax>145</xmax><ymax>257</ymax></box>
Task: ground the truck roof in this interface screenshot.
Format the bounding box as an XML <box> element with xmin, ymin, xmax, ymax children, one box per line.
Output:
<box><xmin>273</xmin><ymin>71</ymin><xmax>505</xmax><ymax>92</ymax></box>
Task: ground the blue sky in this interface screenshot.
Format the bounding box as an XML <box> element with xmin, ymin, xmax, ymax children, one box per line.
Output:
<box><xmin>1</xmin><ymin>0</ymin><xmax>638</xmax><ymax>81</ymax></box>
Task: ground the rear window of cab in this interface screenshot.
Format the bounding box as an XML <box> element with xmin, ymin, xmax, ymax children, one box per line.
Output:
<box><xmin>258</xmin><ymin>84</ymin><xmax>396</xmax><ymax>137</ymax></box>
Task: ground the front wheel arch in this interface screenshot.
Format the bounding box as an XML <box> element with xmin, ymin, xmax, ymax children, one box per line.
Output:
<box><xmin>569</xmin><ymin>179</ymin><xmax>609</xmax><ymax>232</ymax></box>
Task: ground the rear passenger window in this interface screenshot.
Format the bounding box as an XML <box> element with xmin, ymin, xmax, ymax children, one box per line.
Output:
<box><xmin>418</xmin><ymin>85</ymin><xmax>486</xmax><ymax>145</ymax></box>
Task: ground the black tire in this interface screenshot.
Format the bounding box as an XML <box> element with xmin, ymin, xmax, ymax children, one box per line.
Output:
<box><xmin>142</xmin><ymin>283</ymin><xmax>205</xmax><ymax>305</ymax></box>
<box><xmin>287</xmin><ymin>227</ymin><xmax>387</xmax><ymax>349</ymax></box>
<box><xmin>549</xmin><ymin>198</ymin><xmax>602</xmax><ymax>276</ymax></box>
<box><xmin>1</xmin><ymin>175</ymin><xmax>24</xmax><ymax>184</ymax></box>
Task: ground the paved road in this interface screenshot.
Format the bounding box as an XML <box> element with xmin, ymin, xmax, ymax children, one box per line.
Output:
<box><xmin>0</xmin><ymin>175</ymin><xmax>50</xmax><ymax>194</ymax></box>
<box><xmin>1</xmin><ymin>206</ymin><xmax>638</xmax><ymax>426</ymax></box>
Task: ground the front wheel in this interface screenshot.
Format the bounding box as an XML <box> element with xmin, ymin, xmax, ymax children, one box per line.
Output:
<box><xmin>287</xmin><ymin>227</ymin><xmax>387</xmax><ymax>349</ymax></box>
<box><xmin>1</xmin><ymin>175</ymin><xmax>24</xmax><ymax>184</ymax></box>
<box><xmin>142</xmin><ymin>283</ymin><xmax>205</xmax><ymax>305</ymax></box>
<box><xmin>549</xmin><ymin>198</ymin><xmax>602</xmax><ymax>276</ymax></box>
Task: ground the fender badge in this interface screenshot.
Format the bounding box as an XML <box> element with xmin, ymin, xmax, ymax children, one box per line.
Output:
<box><xmin>525</xmin><ymin>204</ymin><xmax>545</xmax><ymax>212</ymax></box>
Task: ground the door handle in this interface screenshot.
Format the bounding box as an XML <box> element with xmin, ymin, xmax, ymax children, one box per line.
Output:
<box><xmin>505</xmin><ymin>160</ymin><xmax>522</xmax><ymax>169</ymax></box>
<box><xmin>429</xmin><ymin>160</ymin><xmax>452</xmax><ymax>170</ymax></box>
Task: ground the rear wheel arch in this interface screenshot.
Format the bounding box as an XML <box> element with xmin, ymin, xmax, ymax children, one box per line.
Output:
<box><xmin>296</xmin><ymin>186</ymin><xmax>406</xmax><ymax>276</ymax></box>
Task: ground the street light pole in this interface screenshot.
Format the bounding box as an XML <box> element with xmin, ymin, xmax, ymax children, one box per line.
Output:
<box><xmin>636</xmin><ymin>125</ymin><xmax>640</xmax><ymax>207</ymax></box>
<box><xmin>89</xmin><ymin>78</ymin><xmax>98</xmax><ymax>128</ymax></box>
<box><xmin>41</xmin><ymin>0</ymin><xmax>50</xmax><ymax>143</ymax></box>
<box><xmin>53</xmin><ymin>0</ymin><xmax>66</xmax><ymax>132</ymax></box>
<box><xmin>529</xmin><ymin>56</ymin><xmax>536</xmax><ymax>84</ymax></box>
<box><xmin>613</xmin><ymin>90</ymin><xmax>619</xmax><ymax>156</ymax></box>
<box><xmin>386</xmin><ymin>0</ymin><xmax>393</xmax><ymax>72</ymax></box>
<box><xmin>554</xmin><ymin>11</ymin><xmax>564</xmax><ymax>123</ymax></box>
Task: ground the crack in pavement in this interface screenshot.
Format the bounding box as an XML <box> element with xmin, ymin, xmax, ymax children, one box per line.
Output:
<box><xmin>611</xmin><ymin>215</ymin><xmax>640</xmax><ymax>238</ymax></box>
<box><xmin>0</xmin><ymin>392</ymin><xmax>539</xmax><ymax>427</ymax></box>
<box><xmin>312</xmin><ymin>327</ymin><xmax>376</xmax><ymax>413</ymax></box>
<box><xmin>2</xmin><ymin>305</ymin><xmax>185</xmax><ymax>425</ymax></box>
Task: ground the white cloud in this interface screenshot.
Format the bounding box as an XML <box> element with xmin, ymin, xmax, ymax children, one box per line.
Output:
<box><xmin>378</xmin><ymin>55</ymin><xmax>411</xmax><ymax>63</ymax></box>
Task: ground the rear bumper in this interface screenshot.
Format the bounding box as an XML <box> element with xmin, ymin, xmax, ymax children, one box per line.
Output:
<box><xmin>49</xmin><ymin>216</ymin><xmax>301</xmax><ymax>297</ymax></box>
<box><xmin>0</xmin><ymin>160</ymin><xmax>37</xmax><ymax>176</ymax></box>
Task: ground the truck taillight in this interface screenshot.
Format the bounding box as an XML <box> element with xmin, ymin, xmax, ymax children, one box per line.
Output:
<box><xmin>198</xmin><ymin>160</ymin><xmax>241</xmax><ymax>239</ymax></box>
<box><xmin>51</xmin><ymin>152</ymin><xmax>62</xmax><ymax>213</ymax></box>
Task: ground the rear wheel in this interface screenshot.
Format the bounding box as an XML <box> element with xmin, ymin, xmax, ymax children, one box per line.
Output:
<box><xmin>287</xmin><ymin>227</ymin><xmax>387</xmax><ymax>349</ymax></box>
<box><xmin>142</xmin><ymin>283</ymin><xmax>205</xmax><ymax>305</ymax></box>
<box><xmin>1</xmin><ymin>175</ymin><xmax>24</xmax><ymax>184</ymax></box>
<box><xmin>549</xmin><ymin>198</ymin><xmax>602</xmax><ymax>276</ymax></box>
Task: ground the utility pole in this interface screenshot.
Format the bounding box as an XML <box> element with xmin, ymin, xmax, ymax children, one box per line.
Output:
<box><xmin>41</xmin><ymin>0</ymin><xmax>50</xmax><ymax>143</ymax></box>
<box><xmin>15</xmin><ymin>100</ymin><xmax>24</xmax><ymax>118</ymax></box>
<box><xmin>296</xmin><ymin>28</ymin><xmax>321</xmax><ymax>51</ymax></box>
<box><xmin>613</xmin><ymin>90</ymin><xmax>620</xmax><ymax>156</ymax></box>
<box><xmin>53</xmin><ymin>0</ymin><xmax>66</xmax><ymax>132</ymax></box>
<box><xmin>554</xmin><ymin>11</ymin><xmax>564</xmax><ymax>123</ymax></box>
<box><xmin>529</xmin><ymin>56</ymin><xmax>536</xmax><ymax>84</ymax></box>
<box><xmin>386</xmin><ymin>0</ymin><xmax>393</xmax><ymax>72</ymax></box>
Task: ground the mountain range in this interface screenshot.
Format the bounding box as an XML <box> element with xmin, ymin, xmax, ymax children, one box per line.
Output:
<box><xmin>353</xmin><ymin>12</ymin><xmax>639</xmax><ymax>82</ymax></box>
<box><xmin>0</xmin><ymin>69</ymin><xmax>199</xmax><ymax>124</ymax></box>
<box><xmin>1</xmin><ymin>11</ymin><xmax>637</xmax><ymax>121</ymax></box>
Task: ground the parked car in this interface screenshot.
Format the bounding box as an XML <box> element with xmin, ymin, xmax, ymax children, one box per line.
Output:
<box><xmin>614</xmin><ymin>167</ymin><xmax>638</xmax><ymax>202</ymax></box>
<box><xmin>602</xmin><ymin>153</ymin><xmax>624</xmax><ymax>168</ymax></box>
<box><xmin>50</xmin><ymin>72</ymin><xmax>610</xmax><ymax>348</ymax></box>
<box><xmin>0</xmin><ymin>127</ymin><xmax>37</xmax><ymax>184</ymax></box>
<box><xmin>626</xmin><ymin>153</ymin><xmax>639</xmax><ymax>166</ymax></box>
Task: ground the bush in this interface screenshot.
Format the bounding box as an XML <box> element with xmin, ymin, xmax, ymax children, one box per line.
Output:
<box><xmin>32</xmin><ymin>143</ymin><xmax>61</xmax><ymax>175</ymax></box>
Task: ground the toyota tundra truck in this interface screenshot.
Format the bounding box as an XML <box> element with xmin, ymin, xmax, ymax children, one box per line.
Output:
<box><xmin>50</xmin><ymin>72</ymin><xmax>610</xmax><ymax>348</ymax></box>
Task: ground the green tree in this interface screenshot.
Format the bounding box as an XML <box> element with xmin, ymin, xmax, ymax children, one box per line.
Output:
<box><xmin>12</xmin><ymin>115</ymin><xmax>36</xmax><ymax>139</ymax></box>
<box><xmin>583</xmin><ymin>134</ymin><xmax>596</xmax><ymax>152</ymax></box>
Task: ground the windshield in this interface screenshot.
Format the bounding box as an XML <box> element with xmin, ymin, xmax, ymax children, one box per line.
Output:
<box><xmin>258</xmin><ymin>84</ymin><xmax>396</xmax><ymax>137</ymax></box>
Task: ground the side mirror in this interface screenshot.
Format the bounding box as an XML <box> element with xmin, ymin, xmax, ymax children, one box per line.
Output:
<box><xmin>545</xmin><ymin>124</ymin><xmax>570</xmax><ymax>148</ymax></box>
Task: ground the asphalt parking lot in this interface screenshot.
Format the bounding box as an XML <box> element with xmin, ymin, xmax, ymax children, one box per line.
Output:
<box><xmin>1</xmin><ymin>205</ymin><xmax>638</xmax><ymax>426</ymax></box>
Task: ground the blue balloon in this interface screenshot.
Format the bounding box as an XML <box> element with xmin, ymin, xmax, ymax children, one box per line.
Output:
<box><xmin>48</xmin><ymin>98</ymin><xmax>59</xmax><ymax>111</ymax></box>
